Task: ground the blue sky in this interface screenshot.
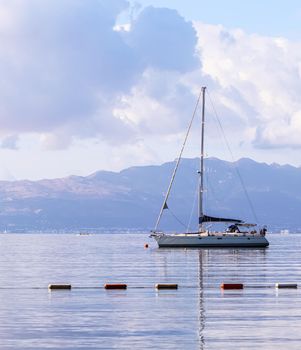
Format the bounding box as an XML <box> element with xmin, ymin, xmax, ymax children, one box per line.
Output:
<box><xmin>0</xmin><ymin>0</ymin><xmax>301</xmax><ymax>180</ymax></box>
<box><xmin>131</xmin><ymin>0</ymin><xmax>301</xmax><ymax>38</ymax></box>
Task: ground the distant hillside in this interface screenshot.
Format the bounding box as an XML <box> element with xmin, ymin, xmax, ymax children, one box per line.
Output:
<box><xmin>0</xmin><ymin>157</ymin><xmax>300</xmax><ymax>232</ymax></box>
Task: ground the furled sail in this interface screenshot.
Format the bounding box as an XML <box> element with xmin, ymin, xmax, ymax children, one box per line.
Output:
<box><xmin>199</xmin><ymin>215</ymin><xmax>243</xmax><ymax>224</ymax></box>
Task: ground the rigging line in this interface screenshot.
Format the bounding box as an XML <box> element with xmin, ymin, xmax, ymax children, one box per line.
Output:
<box><xmin>187</xmin><ymin>180</ymin><xmax>199</xmax><ymax>233</ymax></box>
<box><xmin>207</xmin><ymin>90</ymin><xmax>258</xmax><ymax>223</ymax></box>
<box><xmin>154</xmin><ymin>90</ymin><xmax>203</xmax><ymax>231</ymax></box>
<box><xmin>168</xmin><ymin>207</ymin><xmax>191</xmax><ymax>231</ymax></box>
<box><xmin>204</xmin><ymin>167</ymin><xmax>218</xmax><ymax>209</ymax></box>
<box><xmin>205</xmin><ymin>165</ymin><xmax>227</xmax><ymax>207</ymax></box>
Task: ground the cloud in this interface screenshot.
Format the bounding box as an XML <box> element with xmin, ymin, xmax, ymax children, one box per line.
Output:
<box><xmin>194</xmin><ymin>22</ymin><xmax>301</xmax><ymax>149</ymax></box>
<box><xmin>0</xmin><ymin>0</ymin><xmax>199</xmax><ymax>150</ymax></box>
<box><xmin>2</xmin><ymin>0</ymin><xmax>300</xmax><ymax>162</ymax></box>
<box><xmin>40</xmin><ymin>132</ymin><xmax>72</xmax><ymax>150</ymax></box>
<box><xmin>2</xmin><ymin>4</ymin><xmax>301</xmax><ymax>178</ymax></box>
<box><xmin>0</xmin><ymin>134</ymin><xmax>19</xmax><ymax>150</ymax></box>
<box><xmin>0</xmin><ymin>0</ymin><xmax>136</xmax><ymax>130</ymax></box>
<box><xmin>127</xmin><ymin>6</ymin><xmax>199</xmax><ymax>72</ymax></box>
<box><xmin>114</xmin><ymin>68</ymin><xmax>200</xmax><ymax>137</ymax></box>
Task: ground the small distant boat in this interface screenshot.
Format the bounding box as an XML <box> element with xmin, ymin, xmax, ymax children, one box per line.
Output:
<box><xmin>151</xmin><ymin>87</ymin><xmax>269</xmax><ymax>248</ymax></box>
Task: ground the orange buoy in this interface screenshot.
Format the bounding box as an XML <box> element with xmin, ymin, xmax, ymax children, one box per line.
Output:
<box><xmin>155</xmin><ymin>283</ymin><xmax>178</xmax><ymax>290</ymax></box>
<box><xmin>220</xmin><ymin>283</ymin><xmax>243</xmax><ymax>290</ymax></box>
<box><xmin>144</xmin><ymin>243</ymin><xmax>149</xmax><ymax>248</ymax></box>
<box><xmin>104</xmin><ymin>283</ymin><xmax>127</xmax><ymax>290</ymax></box>
<box><xmin>48</xmin><ymin>284</ymin><xmax>72</xmax><ymax>290</ymax></box>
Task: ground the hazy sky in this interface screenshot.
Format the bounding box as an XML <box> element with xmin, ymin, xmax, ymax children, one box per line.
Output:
<box><xmin>0</xmin><ymin>0</ymin><xmax>301</xmax><ymax>180</ymax></box>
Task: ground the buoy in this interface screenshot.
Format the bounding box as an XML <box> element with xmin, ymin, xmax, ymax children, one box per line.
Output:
<box><xmin>155</xmin><ymin>283</ymin><xmax>178</xmax><ymax>290</ymax></box>
<box><xmin>48</xmin><ymin>284</ymin><xmax>72</xmax><ymax>290</ymax></box>
<box><xmin>144</xmin><ymin>243</ymin><xmax>149</xmax><ymax>248</ymax></box>
<box><xmin>104</xmin><ymin>283</ymin><xmax>127</xmax><ymax>290</ymax></box>
<box><xmin>220</xmin><ymin>283</ymin><xmax>244</xmax><ymax>290</ymax></box>
<box><xmin>275</xmin><ymin>283</ymin><xmax>298</xmax><ymax>289</ymax></box>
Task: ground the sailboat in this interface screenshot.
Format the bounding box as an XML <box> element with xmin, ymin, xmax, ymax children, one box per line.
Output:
<box><xmin>150</xmin><ymin>87</ymin><xmax>269</xmax><ymax>248</ymax></box>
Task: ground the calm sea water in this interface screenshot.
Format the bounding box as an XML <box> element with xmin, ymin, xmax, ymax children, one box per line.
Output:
<box><xmin>0</xmin><ymin>233</ymin><xmax>300</xmax><ymax>349</ymax></box>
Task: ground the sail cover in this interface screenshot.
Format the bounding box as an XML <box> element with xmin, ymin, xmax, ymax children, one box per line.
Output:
<box><xmin>199</xmin><ymin>215</ymin><xmax>243</xmax><ymax>224</ymax></box>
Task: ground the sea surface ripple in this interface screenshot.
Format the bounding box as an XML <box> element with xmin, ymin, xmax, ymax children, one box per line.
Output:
<box><xmin>0</xmin><ymin>233</ymin><xmax>300</xmax><ymax>349</ymax></box>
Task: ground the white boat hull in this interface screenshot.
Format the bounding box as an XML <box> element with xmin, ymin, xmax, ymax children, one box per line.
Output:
<box><xmin>153</xmin><ymin>233</ymin><xmax>269</xmax><ymax>248</ymax></box>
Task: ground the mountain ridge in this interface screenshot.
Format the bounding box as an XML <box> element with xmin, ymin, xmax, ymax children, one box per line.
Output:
<box><xmin>0</xmin><ymin>157</ymin><xmax>300</xmax><ymax>232</ymax></box>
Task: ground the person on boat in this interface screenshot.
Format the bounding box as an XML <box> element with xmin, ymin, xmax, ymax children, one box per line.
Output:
<box><xmin>260</xmin><ymin>226</ymin><xmax>267</xmax><ymax>236</ymax></box>
<box><xmin>228</xmin><ymin>224</ymin><xmax>240</xmax><ymax>233</ymax></box>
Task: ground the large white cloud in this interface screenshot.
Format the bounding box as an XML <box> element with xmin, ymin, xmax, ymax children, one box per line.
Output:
<box><xmin>0</xmin><ymin>0</ymin><xmax>300</xmax><ymax>166</ymax></box>
<box><xmin>0</xmin><ymin>0</ymin><xmax>199</xmax><ymax>150</ymax></box>
<box><xmin>117</xmin><ymin>20</ymin><xmax>301</xmax><ymax>161</ymax></box>
<box><xmin>194</xmin><ymin>22</ymin><xmax>301</xmax><ymax>149</ymax></box>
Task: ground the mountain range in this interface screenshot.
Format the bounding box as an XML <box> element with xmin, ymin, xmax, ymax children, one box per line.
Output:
<box><xmin>0</xmin><ymin>157</ymin><xmax>300</xmax><ymax>232</ymax></box>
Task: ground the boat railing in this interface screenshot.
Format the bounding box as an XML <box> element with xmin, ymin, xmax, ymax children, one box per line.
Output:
<box><xmin>203</xmin><ymin>231</ymin><xmax>265</xmax><ymax>237</ymax></box>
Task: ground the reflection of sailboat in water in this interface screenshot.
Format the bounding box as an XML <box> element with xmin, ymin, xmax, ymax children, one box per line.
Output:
<box><xmin>151</xmin><ymin>87</ymin><xmax>269</xmax><ymax>248</ymax></box>
<box><xmin>198</xmin><ymin>251</ymin><xmax>205</xmax><ymax>350</ymax></box>
<box><xmin>197</xmin><ymin>247</ymin><xmax>267</xmax><ymax>349</ymax></box>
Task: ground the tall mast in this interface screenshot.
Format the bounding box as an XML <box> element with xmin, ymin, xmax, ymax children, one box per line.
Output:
<box><xmin>199</xmin><ymin>86</ymin><xmax>206</xmax><ymax>232</ymax></box>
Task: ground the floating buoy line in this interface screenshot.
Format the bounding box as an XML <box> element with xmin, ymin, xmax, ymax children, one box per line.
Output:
<box><xmin>44</xmin><ymin>282</ymin><xmax>299</xmax><ymax>291</ymax></box>
<box><xmin>0</xmin><ymin>283</ymin><xmax>298</xmax><ymax>291</ymax></box>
